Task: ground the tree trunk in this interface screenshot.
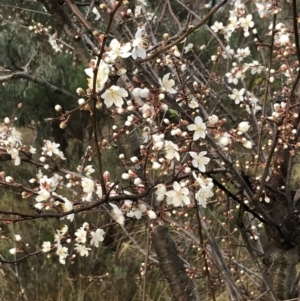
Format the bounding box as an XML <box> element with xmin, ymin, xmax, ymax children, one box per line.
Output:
<box><xmin>152</xmin><ymin>225</ymin><xmax>197</xmax><ymax>301</ymax></box>
<box><xmin>259</xmin><ymin>147</ymin><xmax>300</xmax><ymax>300</ymax></box>
<box><xmin>261</xmin><ymin>239</ymin><xmax>299</xmax><ymax>300</ymax></box>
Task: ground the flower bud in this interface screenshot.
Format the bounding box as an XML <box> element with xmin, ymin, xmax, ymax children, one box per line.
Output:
<box><xmin>59</xmin><ymin>120</ymin><xmax>68</xmax><ymax>129</ymax></box>
<box><xmin>76</xmin><ymin>88</ymin><xmax>85</xmax><ymax>96</ymax></box>
<box><xmin>78</xmin><ymin>98</ymin><xmax>85</xmax><ymax>105</ymax></box>
<box><xmin>103</xmin><ymin>171</ymin><xmax>110</xmax><ymax>181</ymax></box>
<box><xmin>158</xmin><ymin>93</ymin><xmax>165</xmax><ymax>100</ymax></box>
<box><xmin>122</xmin><ymin>173</ymin><xmax>130</xmax><ymax>180</ymax></box>
<box><xmin>14</xmin><ymin>235</ymin><xmax>22</xmax><ymax>241</ymax></box>
<box><xmin>55</xmin><ymin>105</ymin><xmax>62</xmax><ymax>112</ymax></box>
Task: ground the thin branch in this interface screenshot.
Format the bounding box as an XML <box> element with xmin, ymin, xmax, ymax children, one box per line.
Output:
<box><xmin>0</xmin><ymin>71</ymin><xmax>78</xmax><ymax>101</ymax></box>
<box><xmin>135</xmin><ymin>0</ymin><xmax>228</xmax><ymax>63</ymax></box>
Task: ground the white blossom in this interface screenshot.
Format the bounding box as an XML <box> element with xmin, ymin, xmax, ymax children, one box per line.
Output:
<box><xmin>29</xmin><ymin>146</ymin><xmax>36</xmax><ymax>154</ymax></box>
<box><xmin>132</xmin><ymin>87</ymin><xmax>150</xmax><ymax>98</ymax></box>
<box><xmin>187</xmin><ymin>116</ymin><xmax>206</xmax><ymax>140</ymax></box>
<box><xmin>156</xmin><ymin>184</ymin><xmax>166</xmax><ymax>201</ymax></box>
<box><xmin>42</xmin><ymin>241</ymin><xmax>51</xmax><ymax>253</ymax></box>
<box><xmin>96</xmin><ymin>184</ymin><xmax>103</xmax><ymax>198</ymax></box>
<box><xmin>237</xmin><ymin>121</ymin><xmax>250</xmax><ymax>134</ymax></box>
<box><xmin>61</xmin><ymin>197</ymin><xmax>74</xmax><ymax>222</ymax></box>
<box><xmin>8</xmin><ymin>148</ymin><xmax>21</xmax><ymax>166</ymax></box>
<box><xmin>75</xmin><ymin>227</ymin><xmax>87</xmax><ymax>244</ymax></box>
<box><xmin>218</xmin><ymin>133</ymin><xmax>232</xmax><ymax>147</ymax></box>
<box><xmin>165</xmin><ymin>181</ymin><xmax>190</xmax><ymax>207</ymax></box>
<box><xmin>273</xmin><ymin>23</ymin><xmax>290</xmax><ymax>46</ymax></box>
<box><xmin>171</xmin><ymin>45</ymin><xmax>181</xmax><ymax>57</ymax></box>
<box><xmin>189</xmin><ymin>151</ymin><xmax>210</xmax><ymax>172</ymax></box>
<box><xmin>188</xmin><ymin>98</ymin><xmax>199</xmax><ymax>109</ymax></box>
<box><xmin>107</xmin><ymin>39</ymin><xmax>132</xmax><ymax>62</ymax></box>
<box><xmin>135</xmin><ymin>4</ymin><xmax>143</xmax><ymax>17</ymax></box>
<box><xmin>147</xmin><ymin>210</ymin><xmax>157</xmax><ymax>219</ymax></box>
<box><xmin>256</xmin><ymin>2</ymin><xmax>272</xmax><ymax>18</ymax></box>
<box><xmin>92</xmin><ymin>7</ymin><xmax>101</xmax><ymax>20</ymax></box>
<box><xmin>109</xmin><ymin>203</ymin><xmax>125</xmax><ymax>225</ymax></box>
<box><xmin>42</xmin><ymin>140</ymin><xmax>65</xmax><ymax>160</ymax></box>
<box><xmin>152</xmin><ymin>162</ymin><xmax>161</xmax><ymax>169</ymax></box>
<box><xmin>75</xmin><ymin>244</ymin><xmax>91</xmax><ymax>257</ymax></box>
<box><xmin>184</xmin><ymin>43</ymin><xmax>193</xmax><ymax>53</ymax></box>
<box><xmin>211</xmin><ymin>21</ymin><xmax>223</xmax><ymax>32</ymax></box>
<box><xmin>55</xmin><ymin>105</ymin><xmax>62</xmax><ymax>112</ymax></box>
<box><xmin>234</xmin><ymin>47</ymin><xmax>250</xmax><ymax>62</ymax></box>
<box><xmin>164</xmin><ymin>140</ymin><xmax>180</xmax><ymax>161</ymax></box>
<box><xmin>101</xmin><ymin>85</ymin><xmax>128</xmax><ymax>108</ymax></box>
<box><xmin>222</xmin><ymin>46</ymin><xmax>234</xmax><ymax>59</ymax></box>
<box><xmin>81</xmin><ymin>177</ymin><xmax>94</xmax><ymax>202</ymax></box>
<box><xmin>208</xmin><ymin>115</ymin><xmax>218</xmax><ymax>125</ymax></box>
<box><xmin>277</xmin><ymin>33</ymin><xmax>290</xmax><ymax>45</ymax></box>
<box><xmin>141</xmin><ymin>104</ymin><xmax>154</xmax><ymax>118</ymax></box>
<box><xmin>226</xmin><ymin>67</ymin><xmax>245</xmax><ymax>85</ymax></box>
<box><xmin>193</xmin><ymin>174</ymin><xmax>214</xmax><ymax>208</ymax></box>
<box><xmin>229</xmin><ymin>88</ymin><xmax>245</xmax><ymax>104</ymax></box>
<box><xmin>36</xmin><ymin>188</ymin><xmax>51</xmax><ymax>203</ymax></box>
<box><xmin>14</xmin><ymin>234</ymin><xmax>22</xmax><ymax>241</ymax></box>
<box><xmin>239</xmin><ymin>15</ymin><xmax>254</xmax><ymax>36</ymax></box>
<box><xmin>124</xmin><ymin>200</ymin><xmax>147</xmax><ymax>219</ymax></box>
<box><xmin>90</xmin><ymin>229</ymin><xmax>105</xmax><ymax>247</ymax></box>
<box><xmin>132</xmin><ymin>28</ymin><xmax>146</xmax><ymax>59</ymax></box>
<box><xmin>85</xmin><ymin>60</ymin><xmax>110</xmax><ymax>92</ymax></box>
<box><xmin>9</xmin><ymin>248</ymin><xmax>16</xmax><ymax>255</ymax></box>
<box><xmin>242</xmin><ymin>140</ymin><xmax>253</xmax><ymax>149</ymax></box>
<box><xmin>84</xmin><ymin>165</ymin><xmax>95</xmax><ymax>176</ymax></box>
<box><xmin>159</xmin><ymin>73</ymin><xmax>177</xmax><ymax>94</ymax></box>
<box><xmin>249</xmin><ymin>61</ymin><xmax>264</xmax><ymax>74</ymax></box>
<box><xmin>152</xmin><ymin>134</ymin><xmax>164</xmax><ymax>151</ymax></box>
<box><xmin>48</xmin><ymin>34</ymin><xmax>63</xmax><ymax>52</ymax></box>
<box><xmin>56</xmin><ymin>244</ymin><xmax>68</xmax><ymax>264</ymax></box>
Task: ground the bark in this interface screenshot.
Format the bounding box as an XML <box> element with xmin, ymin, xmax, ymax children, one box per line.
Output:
<box><xmin>152</xmin><ymin>226</ymin><xmax>197</xmax><ymax>301</ymax></box>
<box><xmin>259</xmin><ymin>131</ymin><xmax>300</xmax><ymax>299</ymax></box>
<box><xmin>261</xmin><ymin>240</ymin><xmax>300</xmax><ymax>300</ymax></box>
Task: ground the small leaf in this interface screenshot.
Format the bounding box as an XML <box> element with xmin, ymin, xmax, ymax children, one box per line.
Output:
<box><xmin>169</xmin><ymin>109</ymin><xmax>178</xmax><ymax>117</ymax></box>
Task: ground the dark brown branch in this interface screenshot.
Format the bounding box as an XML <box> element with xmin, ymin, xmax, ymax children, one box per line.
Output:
<box><xmin>0</xmin><ymin>185</ymin><xmax>154</xmax><ymax>222</ymax></box>
<box><xmin>65</xmin><ymin>0</ymin><xmax>94</xmax><ymax>32</ymax></box>
<box><xmin>0</xmin><ymin>71</ymin><xmax>78</xmax><ymax>101</ymax></box>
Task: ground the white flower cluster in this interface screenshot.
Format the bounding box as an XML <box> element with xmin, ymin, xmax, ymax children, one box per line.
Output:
<box><xmin>35</xmin><ymin>173</ymin><xmax>63</xmax><ymax>204</ymax></box>
<box><xmin>211</xmin><ymin>0</ymin><xmax>255</xmax><ymax>39</ymax></box>
<box><xmin>0</xmin><ymin>120</ymin><xmax>22</xmax><ymax>166</ymax></box>
<box><xmin>41</xmin><ymin>223</ymin><xmax>105</xmax><ymax>264</ymax></box>
<box><xmin>271</xmin><ymin>23</ymin><xmax>290</xmax><ymax>46</ymax></box>
<box><xmin>85</xmin><ymin>59</ymin><xmax>110</xmax><ymax>93</ymax></box>
<box><xmin>109</xmin><ymin>201</ymin><xmax>156</xmax><ymax>226</ymax></box>
<box><xmin>48</xmin><ymin>34</ymin><xmax>63</xmax><ymax>52</ymax></box>
<box><xmin>155</xmin><ymin>176</ymin><xmax>214</xmax><ymax>208</ymax></box>
<box><xmin>17</xmin><ymin>0</ymin><xmax>295</xmax><ymax>269</ymax></box>
<box><xmin>193</xmin><ymin>173</ymin><xmax>214</xmax><ymax>208</ymax></box>
<box><xmin>41</xmin><ymin>140</ymin><xmax>66</xmax><ymax>160</ymax></box>
<box><xmin>225</xmin><ymin>66</ymin><xmax>245</xmax><ymax>85</ymax></box>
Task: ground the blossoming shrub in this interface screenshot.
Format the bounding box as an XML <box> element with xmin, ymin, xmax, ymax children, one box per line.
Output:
<box><xmin>1</xmin><ymin>0</ymin><xmax>300</xmax><ymax>300</ymax></box>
